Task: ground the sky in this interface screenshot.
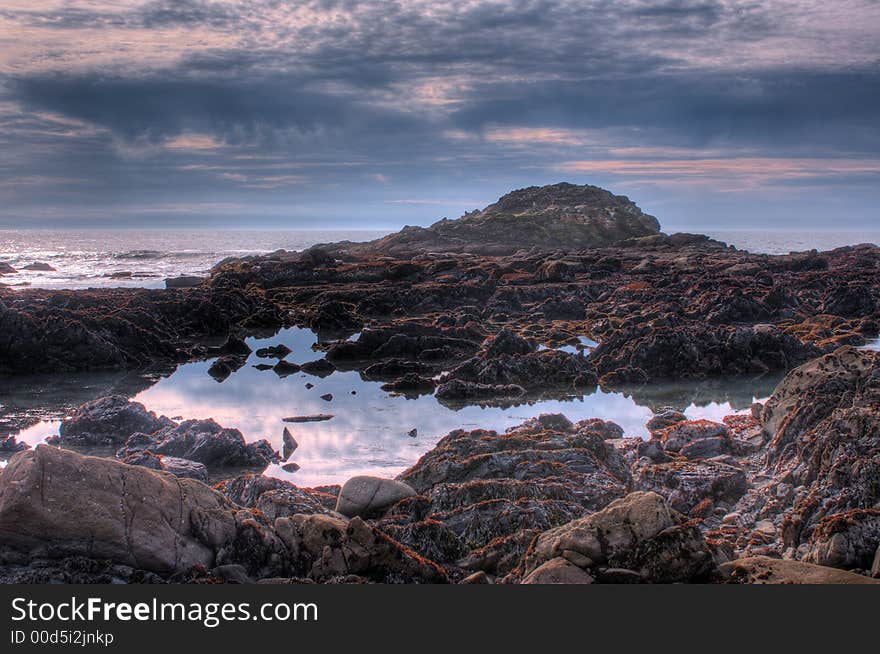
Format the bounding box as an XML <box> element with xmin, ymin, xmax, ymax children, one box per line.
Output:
<box><xmin>0</xmin><ymin>0</ymin><xmax>879</xmax><ymax>231</ymax></box>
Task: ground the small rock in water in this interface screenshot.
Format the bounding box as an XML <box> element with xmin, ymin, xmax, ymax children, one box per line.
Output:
<box><xmin>207</xmin><ymin>355</ymin><xmax>247</xmax><ymax>382</ymax></box>
<box><xmin>282</xmin><ymin>427</ymin><xmax>298</xmax><ymax>459</ymax></box>
<box><xmin>281</xmin><ymin>462</ymin><xmax>301</xmax><ymax>473</ymax></box>
<box><xmin>165</xmin><ymin>275</ymin><xmax>205</xmax><ymax>288</ymax></box>
<box><xmin>255</xmin><ymin>344</ymin><xmax>292</xmax><ymax>359</ymax></box>
<box><xmin>407</xmin><ymin>428</ymin><xmax>418</xmax><ymax>438</ymax></box>
<box><xmin>273</xmin><ymin>360</ymin><xmax>302</xmax><ymax>377</ymax></box>
<box><xmin>320</xmin><ymin>393</ymin><xmax>333</xmax><ymax>402</ymax></box>
<box><xmin>253</xmin><ymin>363</ymin><xmax>274</xmax><ymax>371</ymax></box>
<box><xmin>305</xmin><ymin>382</ymin><xmax>314</xmax><ymax>389</ymax></box>
<box><xmin>351</xmin><ymin>390</ymin><xmax>357</xmax><ymax>395</ymax></box>
<box><xmin>301</xmin><ymin>359</ymin><xmax>336</xmax><ymax>378</ymax></box>
<box><xmin>282</xmin><ymin>414</ymin><xmax>334</xmax><ymax>423</ymax></box>
<box><xmin>22</xmin><ymin>262</ymin><xmax>56</xmax><ymax>272</ymax></box>
<box><xmin>109</xmin><ymin>271</ymin><xmax>133</xmax><ymax>279</ymax></box>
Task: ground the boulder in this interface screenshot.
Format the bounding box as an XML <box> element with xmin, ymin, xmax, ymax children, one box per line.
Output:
<box><xmin>118</xmin><ymin>419</ymin><xmax>279</xmax><ymax>469</ymax></box>
<box><xmin>0</xmin><ymin>446</ymin><xmax>236</xmax><ymax>574</ymax></box>
<box><xmin>521</xmin><ymin>557</ymin><xmax>595</xmax><ymax>584</ymax></box>
<box><xmin>519</xmin><ymin>491</ymin><xmax>716</xmax><ymax>583</ymax></box>
<box><xmin>721</xmin><ymin>556</ymin><xmax>880</xmax><ymax>584</ymax></box>
<box><xmin>335</xmin><ymin>476</ymin><xmax>417</xmax><ymax>518</ymax></box>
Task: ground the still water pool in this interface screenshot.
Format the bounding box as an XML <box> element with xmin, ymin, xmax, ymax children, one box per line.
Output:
<box><xmin>13</xmin><ymin>327</ymin><xmax>781</xmax><ymax>486</ymax></box>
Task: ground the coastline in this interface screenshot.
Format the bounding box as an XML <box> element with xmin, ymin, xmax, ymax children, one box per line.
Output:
<box><xmin>2</xmin><ymin>184</ymin><xmax>880</xmax><ymax>584</ymax></box>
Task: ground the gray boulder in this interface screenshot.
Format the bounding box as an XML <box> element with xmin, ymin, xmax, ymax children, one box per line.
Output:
<box><xmin>335</xmin><ymin>476</ymin><xmax>417</xmax><ymax>518</ymax></box>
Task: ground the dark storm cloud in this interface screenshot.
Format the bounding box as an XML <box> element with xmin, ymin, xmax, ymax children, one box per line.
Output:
<box><xmin>0</xmin><ymin>0</ymin><xmax>878</xmax><ymax>228</ymax></box>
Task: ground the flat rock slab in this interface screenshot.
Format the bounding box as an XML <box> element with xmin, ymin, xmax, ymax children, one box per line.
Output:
<box><xmin>721</xmin><ymin>556</ymin><xmax>880</xmax><ymax>584</ymax></box>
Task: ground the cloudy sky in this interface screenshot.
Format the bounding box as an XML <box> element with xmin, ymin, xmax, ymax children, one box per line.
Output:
<box><xmin>1</xmin><ymin>0</ymin><xmax>878</xmax><ymax>230</ymax></box>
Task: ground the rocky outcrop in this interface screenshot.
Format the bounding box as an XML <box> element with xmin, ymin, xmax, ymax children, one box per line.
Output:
<box><xmin>373</xmin><ymin>415</ymin><xmax>631</xmax><ymax>577</ymax></box>
<box><xmin>0</xmin><ymin>285</ymin><xmax>283</xmax><ymax>375</ymax></box>
<box><xmin>360</xmin><ymin>183</ymin><xmax>661</xmax><ymax>255</ymax></box>
<box><xmin>710</xmin><ymin>347</ymin><xmax>880</xmax><ymax>571</ymax></box>
<box><xmin>118</xmin><ymin>418</ymin><xmax>279</xmax><ymax>470</ymax></box>
<box><xmin>515</xmin><ymin>491</ymin><xmax>716</xmax><ymax>583</ymax></box>
<box><xmin>58</xmin><ymin>395</ymin><xmax>170</xmax><ymax>445</ymax></box>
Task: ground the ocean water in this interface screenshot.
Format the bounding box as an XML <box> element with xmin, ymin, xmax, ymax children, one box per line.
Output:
<box><xmin>0</xmin><ymin>229</ymin><xmax>385</xmax><ymax>289</ymax></box>
<box><xmin>698</xmin><ymin>229</ymin><xmax>880</xmax><ymax>255</ymax></box>
<box><xmin>1</xmin><ymin>229</ymin><xmax>879</xmax><ymax>290</ymax></box>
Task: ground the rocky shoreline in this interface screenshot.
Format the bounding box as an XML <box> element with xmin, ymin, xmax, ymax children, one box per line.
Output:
<box><xmin>1</xmin><ymin>183</ymin><xmax>879</xmax><ymax>583</ymax></box>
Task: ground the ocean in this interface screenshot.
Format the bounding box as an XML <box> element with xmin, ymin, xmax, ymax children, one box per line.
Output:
<box><xmin>1</xmin><ymin>228</ymin><xmax>879</xmax><ymax>290</ymax></box>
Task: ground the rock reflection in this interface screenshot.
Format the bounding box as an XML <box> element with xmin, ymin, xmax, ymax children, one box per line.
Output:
<box><xmin>10</xmin><ymin>327</ymin><xmax>779</xmax><ymax>485</ymax></box>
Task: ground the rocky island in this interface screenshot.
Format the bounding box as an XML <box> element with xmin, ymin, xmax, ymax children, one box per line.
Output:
<box><xmin>1</xmin><ymin>182</ymin><xmax>879</xmax><ymax>584</ymax></box>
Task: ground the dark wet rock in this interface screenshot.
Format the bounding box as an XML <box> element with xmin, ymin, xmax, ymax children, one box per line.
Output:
<box><xmin>320</xmin><ymin>393</ymin><xmax>333</xmax><ymax>402</ymax></box>
<box><xmin>58</xmin><ymin>395</ymin><xmax>170</xmax><ymax>446</ymax></box>
<box><xmin>358</xmin><ymin>183</ymin><xmax>661</xmax><ymax>255</ymax></box>
<box><xmin>712</xmin><ymin>347</ymin><xmax>880</xmax><ymax>568</ymax></box>
<box><xmin>208</xmin><ymin>355</ymin><xmax>247</xmax><ymax>381</ymax></box>
<box><xmin>301</xmin><ymin>359</ymin><xmax>336</xmax><ymax>377</ymax></box>
<box><xmin>281</xmin><ymin>462</ymin><xmax>300</xmax><ymax>473</ymax></box>
<box><xmin>482</xmin><ymin>329</ymin><xmax>535</xmax><ymax>357</ymax></box>
<box><xmin>121</xmin><ymin>450</ymin><xmax>208</xmax><ymax>481</ymax></box>
<box><xmin>380</xmin><ymin>373</ymin><xmax>437</xmax><ymax>394</ymax></box>
<box><xmin>273</xmin><ymin>359</ymin><xmax>301</xmax><ymax>377</ymax></box>
<box><xmin>253</xmin><ymin>363</ymin><xmax>274</xmax><ymax>371</ymax></box>
<box><xmin>118</xmin><ymin>418</ymin><xmax>279</xmax><ymax>469</ymax></box>
<box><xmin>646</xmin><ymin>410</ymin><xmax>688</xmax><ymax>432</ymax></box>
<box><xmin>0</xmin><ymin>262</ymin><xmax>17</xmax><ymax>275</ymax></box>
<box><xmin>274</xmin><ymin>514</ymin><xmax>448</xmax><ymax>583</ymax></box>
<box><xmin>0</xmin><ymin>285</ymin><xmax>282</xmax><ymax>374</ymax></box>
<box><xmin>515</xmin><ymin>491</ymin><xmax>716</xmax><ymax>584</ymax></box>
<box><xmin>165</xmin><ymin>276</ymin><xmax>205</xmax><ymax>288</ymax></box>
<box><xmin>256</xmin><ymin>344</ymin><xmax>292</xmax><ymax>359</ymax></box>
<box><xmin>282</xmin><ymin>427</ymin><xmax>298</xmax><ymax>460</ymax></box>
<box><xmin>217</xmin><ymin>335</ymin><xmax>252</xmax><ymax>357</ymax></box>
<box><xmin>445</xmin><ymin>349</ymin><xmax>598</xmax><ymax>392</ymax></box>
<box><xmin>434</xmin><ymin>378</ymin><xmax>526</xmax><ymax>401</ymax></box>
<box><xmin>22</xmin><ymin>262</ymin><xmax>55</xmax><ymax>272</ymax></box>
<box><xmin>634</xmin><ymin>459</ymin><xmax>747</xmax><ymax>516</ymax></box>
<box><xmin>216</xmin><ymin>473</ymin><xmax>333</xmax><ymax>518</ymax></box>
<box><xmin>384</xmin><ymin>415</ymin><xmax>631</xmax><ymax>569</ymax></box>
<box><xmin>821</xmin><ymin>283</ymin><xmax>876</xmax><ymax>317</ymax></box>
<box><xmin>282</xmin><ymin>414</ymin><xmax>333</xmax><ymax>423</ymax></box>
<box><xmin>336</xmin><ymin>476</ymin><xmax>417</xmax><ymax>518</ymax></box>
<box><xmin>657</xmin><ymin>419</ymin><xmax>730</xmax><ymax>453</ymax></box>
<box><xmin>0</xmin><ymin>435</ymin><xmax>28</xmax><ymax>453</ymax></box>
<box><xmin>308</xmin><ymin>300</ymin><xmax>363</xmax><ymax>331</ymax></box>
<box><xmin>591</xmin><ymin>323</ymin><xmax>822</xmax><ymax>384</ymax></box>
